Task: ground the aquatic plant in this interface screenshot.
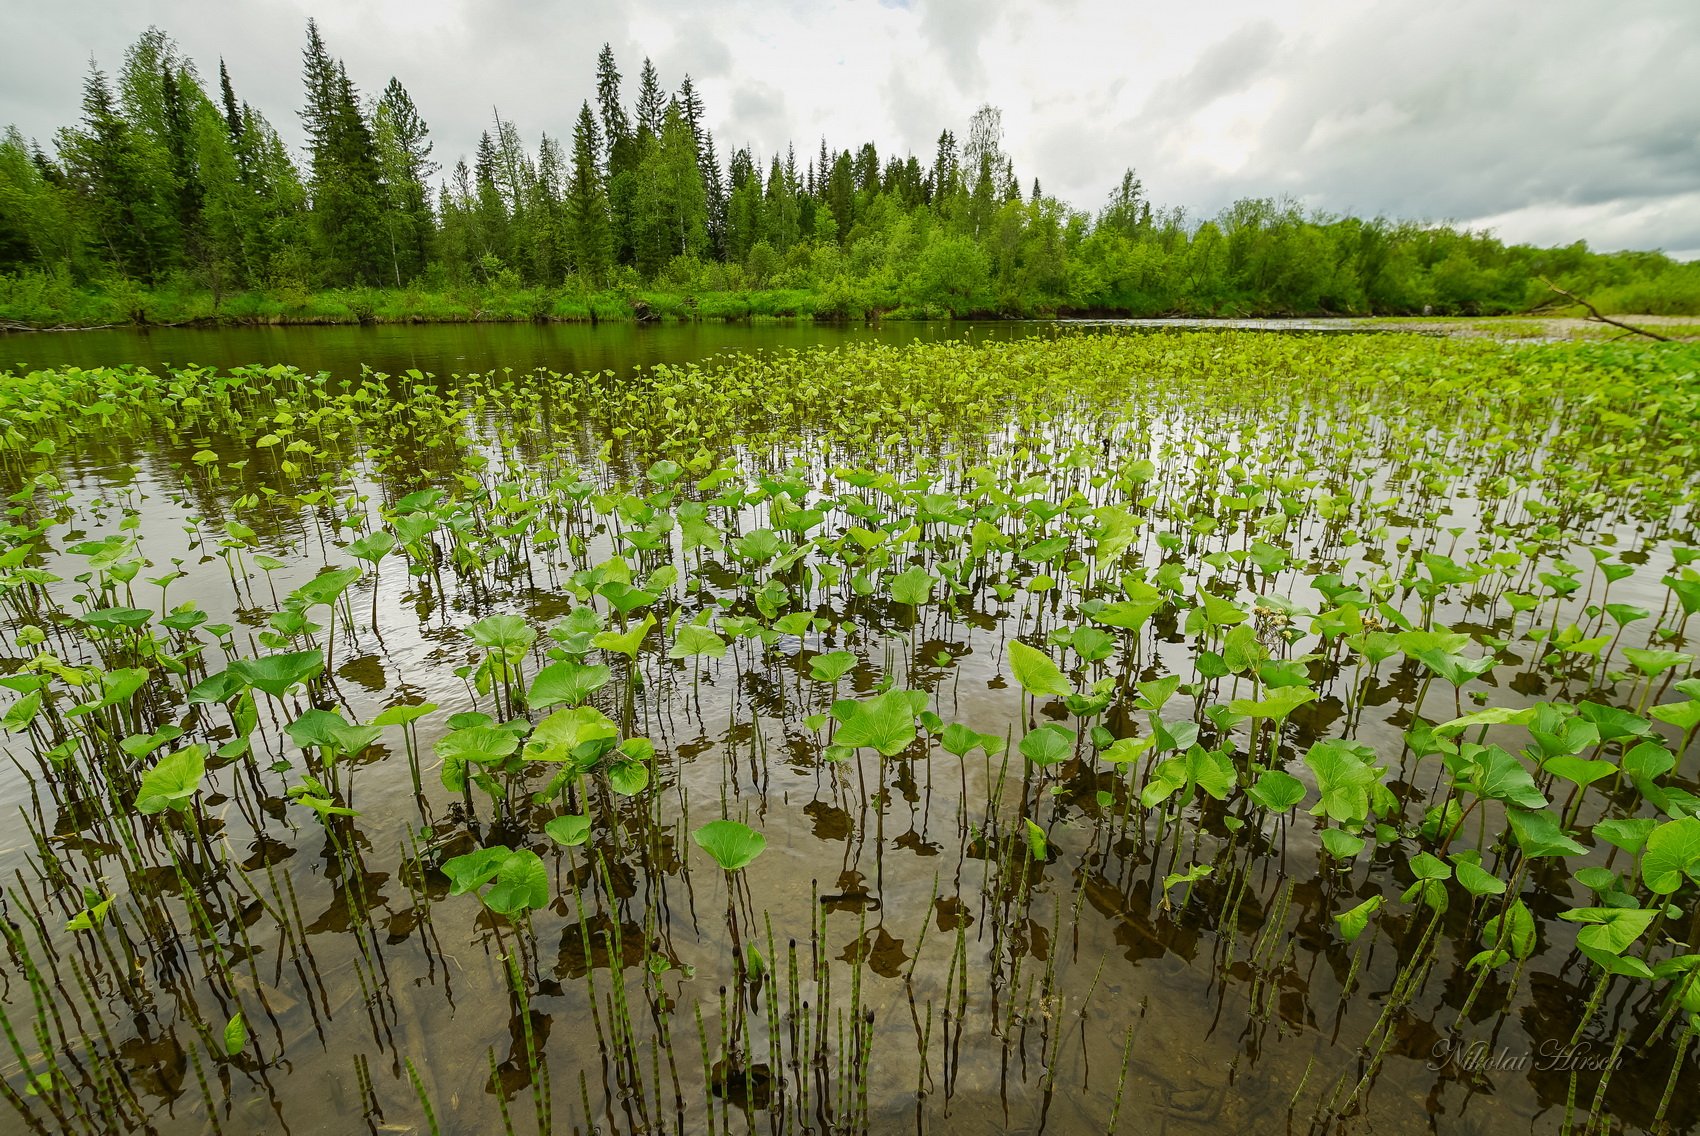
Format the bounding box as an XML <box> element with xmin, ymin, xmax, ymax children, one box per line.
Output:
<box><xmin>0</xmin><ymin>331</ymin><xmax>1697</xmax><ymax>1134</ymax></box>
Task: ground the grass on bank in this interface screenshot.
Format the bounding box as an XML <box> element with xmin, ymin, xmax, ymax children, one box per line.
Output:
<box><xmin>4</xmin><ymin>267</ymin><xmax>1700</xmax><ymax>331</ymax></box>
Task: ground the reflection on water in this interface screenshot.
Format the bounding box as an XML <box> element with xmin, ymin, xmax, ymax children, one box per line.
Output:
<box><xmin>1</xmin><ymin>318</ymin><xmax>1042</xmax><ymax>379</ymax></box>
<box><xmin>0</xmin><ymin>331</ymin><xmax>1696</xmax><ymax>1136</ymax></box>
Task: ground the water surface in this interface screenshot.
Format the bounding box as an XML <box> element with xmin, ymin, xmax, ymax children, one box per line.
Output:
<box><xmin>0</xmin><ymin>332</ymin><xmax>1695</xmax><ymax>1136</ymax></box>
<box><xmin>2</xmin><ymin>319</ymin><xmax>1041</xmax><ymax>378</ymax></box>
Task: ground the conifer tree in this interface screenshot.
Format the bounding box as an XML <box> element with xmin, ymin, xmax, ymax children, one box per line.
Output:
<box><xmin>491</xmin><ymin>110</ymin><xmax>535</xmax><ymax>272</ymax></box>
<box><xmin>0</xmin><ymin>129</ymin><xmax>79</xmax><ymax>273</ymax></box>
<box><xmin>373</xmin><ymin>78</ymin><xmax>436</xmax><ymax>284</ymax></box>
<box><xmin>566</xmin><ymin>101</ymin><xmax>612</xmax><ymax>284</ymax></box>
<box><xmin>526</xmin><ymin>133</ymin><xmax>568</xmax><ymax>283</ymax></box>
<box><xmin>159</xmin><ymin>63</ymin><xmax>204</xmax><ymax>264</ymax></box>
<box><xmin>299</xmin><ymin>20</ymin><xmax>386</xmax><ymax>284</ymax></box>
<box><xmin>930</xmin><ymin>130</ymin><xmax>957</xmax><ymax>202</ymax></box>
<box><xmin>596</xmin><ymin>45</ymin><xmax>638</xmax><ymax>268</ymax></box>
<box><xmin>764</xmin><ymin>155</ymin><xmax>799</xmax><ymax>250</ymax></box>
<box><xmin>826</xmin><ymin>150</ymin><xmax>854</xmax><ymax>241</ymax></box>
<box><xmin>700</xmin><ymin>130</ymin><xmax>726</xmax><ymax>259</ymax></box>
<box><xmin>61</xmin><ymin>63</ymin><xmax>175</xmax><ymax>282</ymax></box>
<box><xmin>724</xmin><ymin>148</ymin><xmax>761</xmax><ymax>262</ymax></box>
<box><xmin>218</xmin><ymin>59</ymin><xmax>243</xmax><ymax>149</ymax></box>
<box><xmin>677</xmin><ymin>76</ymin><xmax>704</xmax><ymax>146</ymax></box>
<box><xmin>472</xmin><ymin>130</ymin><xmax>511</xmax><ymax>271</ymax></box>
<box><xmin>635</xmin><ymin>58</ymin><xmax>665</xmax><ymax>141</ymax></box>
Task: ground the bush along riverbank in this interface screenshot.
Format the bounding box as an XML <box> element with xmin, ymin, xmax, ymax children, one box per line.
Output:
<box><xmin>8</xmin><ymin>274</ymin><xmax>1700</xmax><ymax>333</ymax></box>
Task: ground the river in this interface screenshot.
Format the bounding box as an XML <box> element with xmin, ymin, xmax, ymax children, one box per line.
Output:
<box><xmin>2</xmin><ymin>319</ymin><xmax>1048</xmax><ymax>377</ymax></box>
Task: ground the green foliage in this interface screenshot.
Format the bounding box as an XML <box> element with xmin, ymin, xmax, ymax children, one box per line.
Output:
<box><xmin>1007</xmin><ymin>639</ymin><xmax>1071</xmax><ymax>698</ymax></box>
<box><xmin>1483</xmin><ymin>900</ymin><xmax>1539</xmax><ymax>960</ymax></box>
<box><xmin>1304</xmin><ymin>739</ymin><xmax>1386</xmax><ymax>827</ymax></box>
<box><xmin>135</xmin><ymin>744</ymin><xmax>206</xmax><ymax>814</ymax></box>
<box><xmin>229</xmin><ymin>650</ymin><xmax>324</xmax><ymax>697</ymax></box>
<box><xmin>223</xmin><ymin>1013</ymin><xmax>247</xmax><ymax>1057</ymax></box>
<box><xmin>9</xmin><ymin>29</ymin><xmax>1698</xmax><ymax>324</ymax></box>
<box><xmin>1642</xmin><ymin>818</ymin><xmax>1700</xmax><ymax>895</ymax></box>
<box><xmin>1018</xmin><ymin>724</ymin><xmax>1076</xmax><ymax>768</ymax></box>
<box><xmin>1333</xmin><ymin>895</ymin><xmax>1382</xmax><ymax>943</ymax></box>
<box><xmin>3</xmin><ymin>325</ymin><xmax>1700</xmax><ymax>1131</ymax></box>
<box><xmin>527</xmin><ymin>661</ymin><xmax>612</xmax><ymax>709</ymax></box>
<box><xmin>692</xmin><ymin>819</ymin><xmax>766</xmax><ymax>871</ymax></box>
<box><xmin>1247</xmin><ymin>769</ymin><xmax>1306</xmax><ymax>812</ymax></box>
<box><xmin>527</xmin><ymin>706</ymin><xmax>620</xmax><ymax>765</ymax></box>
<box><xmin>808</xmin><ymin>651</ymin><xmax>857</xmax><ymax>683</ymax></box>
<box><xmin>441</xmin><ymin>846</ymin><xmax>549</xmax><ymax>916</ymax></box>
<box><xmin>831</xmin><ymin>690</ymin><xmax>927</xmax><ymax>756</ymax></box>
<box><xmin>669</xmin><ymin>624</ymin><xmax>727</xmax><ymax>660</ymax></box>
<box><xmin>545</xmin><ymin>814</ymin><xmax>591</xmax><ymax>847</ymax></box>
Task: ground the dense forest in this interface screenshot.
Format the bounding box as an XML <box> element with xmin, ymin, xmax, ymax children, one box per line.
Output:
<box><xmin>2</xmin><ymin>23</ymin><xmax>1697</xmax><ymax>326</ymax></box>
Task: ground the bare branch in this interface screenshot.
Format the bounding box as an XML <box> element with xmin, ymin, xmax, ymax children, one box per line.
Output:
<box><xmin>1537</xmin><ymin>277</ymin><xmax>1671</xmax><ymax>342</ymax></box>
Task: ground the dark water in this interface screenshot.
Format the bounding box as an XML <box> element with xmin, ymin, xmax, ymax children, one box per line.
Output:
<box><xmin>1</xmin><ymin>319</ymin><xmax>1042</xmax><ymax>378</ymax></box>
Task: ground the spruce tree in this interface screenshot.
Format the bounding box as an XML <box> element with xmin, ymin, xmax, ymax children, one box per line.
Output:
<box><xmin>373</xmin><ymin>78</ymin><xmax>436</xmax><ymax>284</ymax></box>
<box><xmin>159</xmin><ymin>63</ymin><xmax>204</xmax><ymax>265</ymax></box>
<box><xmin>764</xmin><ymin>155</ymin><xmax>798</xmax><ymax>250</ymax></box>
<box><xmin>190</xmin><ymin>93</ymin><xmax>251</xmax><ymax>295</ymax></box>
<box><xmin>0</xmin><ymin>129</ymin><xmax>80</xmax><ymax>272</ymax></box>
<box><xmin>566</xmin><ymin>101</ymin><xmax>612</xmax><ymax>284</ymax></box>
<box><xmin>930</xmin><ymin>130</ymin><xmax>958</xmax><ymax>203</ymax></box>
<box><xmin>594</xmin><ymin>45</ymin><xmax>630</xmax><ymax>162</ymax></box>
<box><xmin>826</xmin><ymin>150</ymin><xmax>854</xmax><ymax>240</ymax></box>
<box><xmin>660</xmin><ymin>103</ymin><xmax>707</xmax><ymax>261</ymax></box>
<box><xmin>299</xmin><ymin>20</ymin><xmax>386</xmax><ymax>284</ymax></box>
<box><xmin>677</xmin><ymin>76</ymin><xmax>704</xmax><ymax>146</ymax></box>
<box><xmin>853</xmin><ymin>143</ymin><xmax>879</xmax><ymax>193</ymax></box>
<box><xmin>700</xmin><ymin>130</ymin><xmax>726</xmax><ymax>259</ymax></box>
<box><xmin>436</xmin><ymin>160</ymin><xmax>479</xmax><ymax>280</ymax></box>
<box><xmin>491</xmin><ymin>110</ymin><xmax>535</xmax><ymax>276</ymax></box>
<box><xmin>62</xmin><ymin>63</ymin><xmax>175</xmax><ymax>282</ymax></box>
<box><xmin>630</xmin><ymin>102</ymin><xmax>705</xmax><ymax>277</ymax></box>
<box><xmin>724</xmin><ymin>148</ymin><xmax>761</xmax><ymax>262</ymax></box>
<box><xmin>218</xmin><ymin>59</ymin><xmax>243</xmax><ymax>149</ymax></box>
<box><xmin>112</xmin><ymin>29</ymin><xmax>196</xmax><ymax>272</ymax></box>
<box><xmin>235</xmin><ymin>104</ymin><xmax>310</xmax><ymax>282</ymax></box>
<box><xmin>472</xmin><ymin>130</ymin><xmax>511</xmax><ymax>272</ymax></box>
<box><xmin>635</xmin><ymin>58</ymin><xmax>665</xmax><ymax>141</ymax></box>
<box><xmin>531</xmin><ymin>133</ymin><xmax>569</xmax><ymax>283</ymax></box>
<box><xmin>676</xmin><ymin>76</ymin><xmax>725</xmax><ymax>257</ymax></box>
<box><xmin>595</xmin><ymin>45</ymin><xmax>637</xmax><ymax>267</ymax></box>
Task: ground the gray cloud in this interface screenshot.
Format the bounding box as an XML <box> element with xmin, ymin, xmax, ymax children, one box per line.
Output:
<box><xmin>916</xmin><ymin>0</ymin><xmax>1001</xmax><ymax>91</ymax></box>
<box><xmin>660</xmin><ymin>17</ymin><xmax>734</xmax><ymax>81</ymax></box>
<box><xmin>1142</xmin><ymin>21</ymin><xmax>1282</xmax><ymax>120</ymax></box>
<box><xmin>728</xmin><ymin>81</ymin><xmax>787</xmax><ymax>152</ymax></box>
<box><xmin>1127</xmin><ymin>1</ymin><xmax>1700</xmax><ymax>252</ymax></box>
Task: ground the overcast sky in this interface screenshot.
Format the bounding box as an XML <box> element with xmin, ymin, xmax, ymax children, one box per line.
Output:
<box><xmin>7</xmin><ymin>0</ymin><xmax>1699</xmax><ymax>257</ymax></box>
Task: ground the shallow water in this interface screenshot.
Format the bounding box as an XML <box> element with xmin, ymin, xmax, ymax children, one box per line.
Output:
<box><xmin>0</xmin><ymin>331</ymin><xmax>1697</xmax><ymax>1136</ymax></box>
<box><xmin>0</xmin><ymin>319</ymin><xmax>1040</xmax><ymax>380</ymax></box>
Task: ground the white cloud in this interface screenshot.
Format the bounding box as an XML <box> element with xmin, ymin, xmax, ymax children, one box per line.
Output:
<box><xmin>1465</xmin><ymin>193</ymin><xmax>1700</xmax><ymax>261</ymax></box>
<box><xmin>3</xmin><ymin>0</ymin><xmax>1696</xmax><ymax>255</ymax></box>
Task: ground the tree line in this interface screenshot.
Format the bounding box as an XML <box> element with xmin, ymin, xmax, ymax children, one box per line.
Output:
<box><xmin>2</xmin><ymin>23</ymin><xmax>1696</xmax><ymax>321</ymax></box>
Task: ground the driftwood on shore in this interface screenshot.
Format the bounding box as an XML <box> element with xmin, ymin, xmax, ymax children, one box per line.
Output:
<box><xmin>1</xmin><ymin>320</ymin><xmax>127</xmax><ymax>333</ymax></box>
<box><xmin>1538</xmin><ymin>277</ymin><xmax>1672</xmax><ymax>342</ymax></box>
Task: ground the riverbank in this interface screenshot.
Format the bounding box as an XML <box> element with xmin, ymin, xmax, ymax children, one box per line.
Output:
<box><xmin>0</xmin><ymin>282</ymin><xmax>884</xmax><ymax>331</ymax></box>
<box><xmin>10</xmin><ymin>277</ymin><xmax>1700</xmax><ymax>335</ymax></box>
<box><xmin>1071</xmin><ymin>314</ymin><xmax>1700</xmax><ymax>341</ymax></box>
